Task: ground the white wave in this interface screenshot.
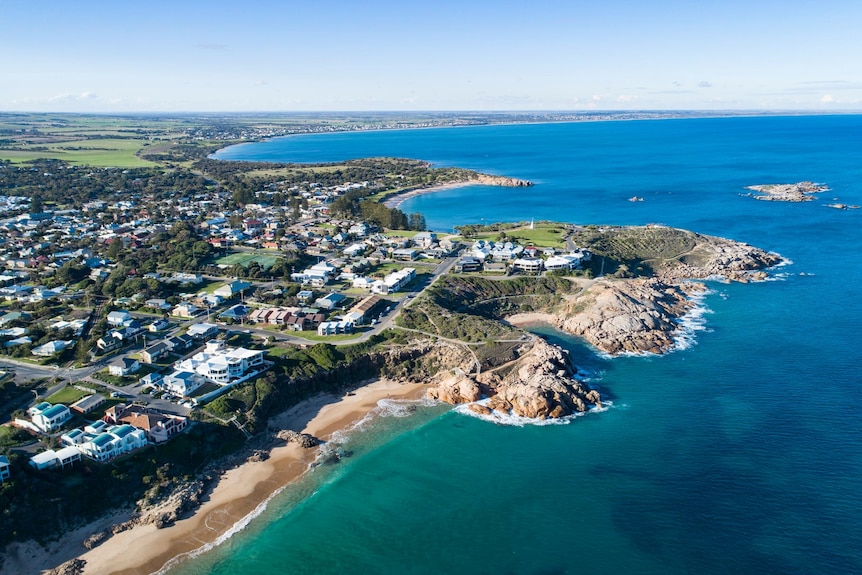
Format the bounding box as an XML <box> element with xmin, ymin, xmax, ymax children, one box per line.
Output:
<box><xmin>671</xmin><ymin>290</ymin><xmax>713</xmax><ymax>352</ymax></box>
<box><xmin>454</xmin><ymin>398</ymin><xmax>612</xmax><ymax>427</ymax></box>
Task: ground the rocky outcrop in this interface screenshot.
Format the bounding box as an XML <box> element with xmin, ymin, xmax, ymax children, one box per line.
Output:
<box><xmin>554</xmin><ymin>279</ymin><xmax>701</xmax><ymax>355</ymax></box>
<box><xmin>426</xmin><ymin>374</ymin><xmax>482</xmax><ymax>404</ymax></box>
<box><xmin>276</xmin><ymin>429</ymin><xmax>321</xmax><ymax>448</ymax></box>
<box><xmin>47</xmin><ymin>559</ymin><xmax>86</xmax><ymax>575</ymax></box>
<box><xmin>744</xmin><ymin>181</ymin><xmax>828</xmax><ymax>202</ymax></box>
<box><xmin>655</xmin><ymin>234</ymin><xmax>784</xmax><ymax>282</ymax></box>
<box><xmin>426</xmin><ymin>339</ymin><xmax>600</xmax><ymax>420</ymax></box>
<box><xmin>471</xmin><ymin>173</ymin><xmax>533</xmax><ymax>187</ymax></box>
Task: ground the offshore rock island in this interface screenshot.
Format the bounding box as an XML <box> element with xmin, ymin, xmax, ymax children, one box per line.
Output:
<box><xmin>744</xmin><ymin>181</ymin><xmax>829</xmax><ymax>202</ymax></box>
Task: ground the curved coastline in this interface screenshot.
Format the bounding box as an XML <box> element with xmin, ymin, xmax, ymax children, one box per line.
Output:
<box><xmin>8</xmin><ymin>381</ymin><xmax>428</xmax><ymax>575</ymax></box>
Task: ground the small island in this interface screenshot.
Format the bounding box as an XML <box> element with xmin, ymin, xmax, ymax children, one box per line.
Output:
<box><xmin>743</xmin><ymin>181</ymin><xmax>828</xmax><ymax>202</ymax></box>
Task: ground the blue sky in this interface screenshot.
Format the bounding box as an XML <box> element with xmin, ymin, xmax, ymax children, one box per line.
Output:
<box><xmin>2</xmin><ymin>0</ymin><xmax>861</xmax><ymax>112</ymax></box>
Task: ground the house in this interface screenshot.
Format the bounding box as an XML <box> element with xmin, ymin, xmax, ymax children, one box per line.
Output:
<box><xmin>165</xmin><ymin>334</ymin><xmax>194</xmax><ymax>352</ymax></box>
<box><xmin>392</xmin><ymin>248</ymin><xmax>419</xmax><ymax>261</ymax></box>
<box><xmin>106</xmin><ymin>404</ymin><xmax>187</xmax><ymax>443</ymax></box>
<box><xmin>69</xmin><ymin>394</ymin><xmax>106</xmax><ymax>415</ymax></box>
<box><xmin>141</xmin><ymin>341</ymin><xmax>170</xmax><ymax>364</ymax></box>
<box><xmin>173</xmin><ymin>340</ymin><xmax>266</xmax><ymax>384</ymax></box>
<box><xmin>317</xmin><ymin>320</ymin><xmax>354</xmax><ymax>336</ymax></box>
<box><xmin>31</xmin><ymin>403</ymin><xmax>71</xmax><ymax>432</ymax></box>
<box><xmin>161</xmin><ymin>370</ymin><xmax>203</xmax><ymax>396</ymax></box>
<box><xmin>454</xmin><ymin>257</ymin><xmax>482</xmax><ymax>273</ymax></box>
<box><xmin>0</xmin><ymin>455</ymin><xmax>10</xmax><ymax>482</ymax></box>
<box><xmin>218</xmin><ymin>304</ymin><xmax>249</xmax><ymax>322</ymax></box>
<box><xmin>343</xmin><ymin>243</ymin><xmax>367</xmax><ymax>258</ymax></box>
<box><xmin>172</xmin><ymin>302</ymin><xmax>200</xmax><ymax>318</ymax></box>
<box><xmin>512</xmin><ymin>258</ymin><xmax>544</xmax><ymax>273</ymax></box>
<box><xmin>96</xmin><ymin>333</ymin><xmax>123</xmax><ymax>352</ymax></box>
<box><xmin>107</xmin><ymin>310</ymin><xmax>133</xmax><ymax>327</ymax></box>
<box><xmin>412</xmin><ymin>232</ymin><xmax>437</xmax><ymax>247</ymax></box>
<box><xmin>371</xmin><ymin>268</ymin><xmax>416</xmax><ymax>295</ymax></box>
<box><xmin>351</xmin><ymin>276</ymin><xmax>376</xmax><ymax>290</ymax></box>
<box><xmin>29</xmin><ymin>447</ymin><xmax>81</xmax><ymax>470</ymax></box>
<box><xmin>140</xmin><ymin>372</ymin><xmax>163</xmax><ymax>388</ymax></box>
<box><xmin>32</xmin><ymin>339</ymin><xmax>73</xmax><ymax>357</ymax></box>
<box><xmin>187</xmin><ymin>322</ymin><xmax>219</xmax><ymax>340</ymax></box>
<box><xmin>297</xmin><ymin>290</ymin><xmax>314</xmax><ymax>302</ymax></box>
<box><xmin>149</xmin><ymin>318</ymin><xmax>170</xmax><ymax>332</ymax></box>
<box><xmin>314</xmin><ymin>292</ymin><xmax>346</xmax><ymax>311</ymax></box>
<box><xmin>79</xmin><ymin>424</ymin><xmax>148</xmax><ymax>462</ymax></box>
<box><xmin>214</xmin><ymin>280</ymin><xmax>252</xmax><ymax>299</ymax></box>
<box><xmin>61</xmin><ymin>428</ymin><xmax>87</xmax><ymax>446</ymax></box>
<box><xmin>348</xmin><ymin>295</ymin><xmax>383</xmax><ymax>324</ymax></box>
<box><xmin>109</xmin><ymin>357</ymin><xmax>140</xmax><ymax>377</ymax></box>
<box><xmin>145</xmin><ymin>298</ymin><xmax>171</xmax><ymax>312</ymax></box>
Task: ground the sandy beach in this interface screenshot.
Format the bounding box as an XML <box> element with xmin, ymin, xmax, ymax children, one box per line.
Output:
<box><xmin>5</xmin><ymin>379</ymin><xmax>428</xmax><ymax>575</ymax></box>
<box><xmin>382</xmin><ymin>181</ymin><xmax>475</xmax><ymax>209</ymax></box>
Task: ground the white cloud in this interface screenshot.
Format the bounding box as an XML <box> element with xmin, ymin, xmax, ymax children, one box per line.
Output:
<box><xmin>821</xmin><ymin>94</ymin><xmax>835</xmax><ymax>103</ymax></box>
<box><xmin>698</xmin><ymin>81</ymin><xmax>713</xmax><ymax>88</ymax></box>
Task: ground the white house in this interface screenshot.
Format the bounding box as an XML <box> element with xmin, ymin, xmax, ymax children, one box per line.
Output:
<box><xmin>32</xmin><ymin>339</ymin><xmax>73</xmax><ymax>357</ymax></box>
<box><xmin>161</xmin><ymin>370</ymin><xmax>203</xmax><ymax>397</ymax></box>
<box><xmin>371</xmin><ymin>267</ymin><xmax>416</xmax><ymax>295</ymax></box>
<box><xmin>512</xmin><ymin>258</ymin><xmax>544</xmax><ymax>273</ymax></box>
<box><xmin>78</xmin><ymin>424</ymin><xmax>148</xmax><ymax>462</ymax></box>
<box><xmin>31</xmin><ymin>403</ymin><xmax>71</xmax><ymax>433</ymax></box>
<box><xmin>29</xmin><ymin>447</ymin><xmax>81</xmax><ymax>470</ymax></box>
<box><xmin>107</xmin><ymin>310</ymin><xmax>133</xmax><ymax>327</ymax></box>
<box><xmin>109</xmin><ymin>357</ymin><xmax>140</xmax><ymax>377</ymax></box>
<box><xmin>173</xmin><ymin>340</ymin><xmax>265</xmax><ymax>384</ymax></box>
<box><xmin>187</xmin><ymin>322</ymin><xmax>219</xmax><ymax>340</ymax></box>
<box><xmin>172</xmin><ymin>303</ymin><xmax>200</xmax><ymax>318</ymax></box>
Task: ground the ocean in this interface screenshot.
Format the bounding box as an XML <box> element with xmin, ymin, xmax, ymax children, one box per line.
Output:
<box><xmin>177</xmin><ymin>116</ymin><xmax>862</xmax><ymax>574</ymax></box>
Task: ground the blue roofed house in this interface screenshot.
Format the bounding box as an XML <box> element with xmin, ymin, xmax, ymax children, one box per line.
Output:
<box><xmin>31</xmin><ymin>403</ymin><xmax>71</xmax><ymax>433</ymax></box>
<box><xmin>79</xmin><ymin>424</ymin><xmax>147</xmax><ymax>462</ymax></box>
<box><xmin>218</xmin><ymin>304</ymin><xmax>249</xmax><ymax>322</ymax></box>
<box><xmin>214</xmin><ymin>280</ymin><xmax>252</xmax><ymax>299</ymax></box>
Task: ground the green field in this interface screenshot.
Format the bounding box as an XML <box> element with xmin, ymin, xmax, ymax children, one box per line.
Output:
<box><xmin>215</xmin><ymin>252</ymin><xmax>280</xmax><ymax>269</ymax></box>
<box><xmin>473</xmin><ymin>223</ymin><xmax>567</xmax><ymax>248</ymax></box>
<box><xmin>0</xmin><ymin>138</ymin><xmax>155</xmax><ymax>167</ymax></box>
<box><xmin>45</xmin><ymin>386</ymin><xmax>91</xmax><ymax>405</ymax></box>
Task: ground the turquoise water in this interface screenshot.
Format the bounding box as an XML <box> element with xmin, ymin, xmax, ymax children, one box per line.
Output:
<box><xmin>180</xmin><ymin>117</ymin><xmax>862</xmax><ymax>574</ymax></box>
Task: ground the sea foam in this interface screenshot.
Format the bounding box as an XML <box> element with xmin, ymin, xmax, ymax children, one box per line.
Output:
<box><xmin>454</xmin><ymin>398</ymin><xmax>613</xmax><ymax>427</ymax></box>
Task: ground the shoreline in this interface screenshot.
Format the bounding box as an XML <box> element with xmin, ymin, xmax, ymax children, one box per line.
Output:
<box><xmin>382</xmin><ymin>181</ymin><xmax>477</xmax><ymax>209</ymax></box>
<box><xmin>11</xmin><ymin>379</ymin><xmax>429</xmax><ymax>575</ymax></box>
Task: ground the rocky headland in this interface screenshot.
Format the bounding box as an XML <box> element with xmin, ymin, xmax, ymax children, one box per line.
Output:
<box><xmin>470</xmin><ymin>173</ymin><xmax>533</xmax><ymax>187</ymax></box>
<box><xmin>743</xmin><ymin>181</ymin><xmax>828</xmax><ymax>202</ymax></box>
<box><xmin>427</xmin><ymin>338</ymin><xmax>601</xmax><ymax>420</ymax></box>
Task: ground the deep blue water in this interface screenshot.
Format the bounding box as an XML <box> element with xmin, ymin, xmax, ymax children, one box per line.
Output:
<box><xmin>182</xmin><ymin>116</ymin><xmax>862</xmax><ymax>574</ymax></box>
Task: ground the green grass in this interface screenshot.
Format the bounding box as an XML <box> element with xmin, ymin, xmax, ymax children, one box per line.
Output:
<box><xmin>0</xmin><ymin>138</ymin><xmax>156</xmax><ymax>167</ymax></box>
<box><xmin>472</xmin><ymin>223</ymin><xmax>567</xmax><ymax>248</ymax></box>
<box><xmin>215</xmin><ymin>252</ymin><xmax>279</xmax><ymax>269</ymax></box>
<box><xmin>44</xmin><ymin>386</ymin><xmax>91</xmax><ymax>405</ymax></box>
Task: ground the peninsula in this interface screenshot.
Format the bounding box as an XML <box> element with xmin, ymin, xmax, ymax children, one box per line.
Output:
<box><xmin>0</xmin><ymin>113</ymin><xmax>784</xmax><ymax>575</ymax></box>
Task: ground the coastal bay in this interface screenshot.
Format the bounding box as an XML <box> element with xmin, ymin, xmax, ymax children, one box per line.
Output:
<box><xmin>168</xmin><ymin>116</ymin><xmax>860</xmax><ymax>575</ymax></box>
